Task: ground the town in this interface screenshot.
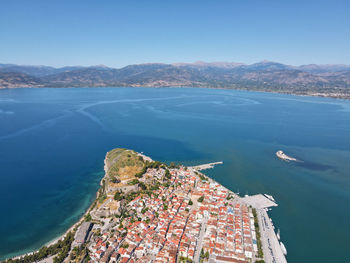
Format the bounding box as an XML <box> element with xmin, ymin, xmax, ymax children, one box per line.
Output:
<box><xmin>4</xmin><ymin>149</ymin><xmax>286</xmax><ymax>263</ymax></box>
<box><xmin>86</xmin><ymin>166</ymin><xmax>261</xmax><ymax>263</ymax></box>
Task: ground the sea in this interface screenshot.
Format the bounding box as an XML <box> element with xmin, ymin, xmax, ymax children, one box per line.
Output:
<box><xmin>0</xmin><ymin>87</ymin><xmax>349</xmax><ymax>262</ymax></box>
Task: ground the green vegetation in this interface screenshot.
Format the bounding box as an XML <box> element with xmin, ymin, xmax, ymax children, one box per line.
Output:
<box><xmin>110</xmin><ymin>176</ymin><xmax>119</xmax><ymax>183</ymax></box>
<box><xmin>199</xmin><ymin>174</ymin><xmax>207</xmax><ymax>181</ymax></box>
<box><xmin>164</xmin><ymin>168</ymin><xmax>171</xmax><ymax>179</ymax></box>
<box><xmin>188</xmin><ymin>200</ymin><xmax>193</xmax><ymax>205</ymax></box>
<box><xmin>179</xmin><ymin>256</ymin><xmax>193</xmax><ymax>263</ymax></box>
<box><xmin>106</xmin><ymin>149</ymin><xmax>145</xmax><ymax>178</ymax></box>
<box><xmin>98</xmin><ymin>193</ymin><xmax>107</xmax><ymax>204</ymax></box>
<box><xmin>120</xmin><ymin>243</ymin><xmax>129</xmax><ymax>249</ymax></box>
<box><xmin>114</xmin><ymin>190</ymin><xmax>123</xmax><ymax>201</ymax></box>
<box><xmin>138</xmin><ymin>181</ymin><xmax>147</xmax><ymax>190</ymax></box>
<box><xmin>84</xmin><ymin>213</ymin><xmax>92</xmax><ymax>222</ymax></box>
<box><xmin>253</xmin><ymin>208</ymin><xmax>264</xmax><ymax>258</ymax></box>
<box><xmin>198</xmin><ymin>196</ymin><xmax>204</xmax><ymax>203</ymax></box>
<box><xmin>124</xmin><ymin>191</ymin><xmax>141</xmax><ymax>202</ymax></box>
<box><xmin>147</xmin><ymin>161</ymin><xmax>164</xmax><ymax>169</ymax></box>
<box><xmin>200</xmin><ymin>249</ymin><xmax>209</xmax><ymax>263</ymax></box>
<box><xmin>163</xmin><ymin>203</ymin><xmax>168</xmax><ymax>210</ymax></box>
<box><xmin>135</xmin><ymin>160</ymin><xmax>167</xmax><ymax>178</ymax></box>
<box><xmin>163</xmin><ymin>182</ymin><xmax>170</xmax><ymax>188</ymax></box>
<box><xmin>226</xmin><ymin>194</ymin><xmax>234</xmax><ymax>200</ymax></box>
<box><xmin>128</xmin><ymin>179</ymin><xmax>140</xmax><ymax>185</ymax></box>
<box><xmin>135</xmin><ymin>165</ymin><xmax>147</xmax><ymax>178</ymax></box>
<box><xmin>4</xmin><ymin>232</ymin><xmax>74</xmax><ymax>263</ymax></box>
<box><xmin>114</xmin><ymin>190</ymin><xmax>143</xmax><ymax>204</ymax></box>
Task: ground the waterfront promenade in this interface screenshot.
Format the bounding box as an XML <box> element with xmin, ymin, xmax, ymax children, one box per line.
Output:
<box><xmin>258</xmin><ymin>208</ymin><xmax>287</xmax><ymax>263</ymax></box>
<box><xmin>241</xmin><ymin>194</ymin><xmax>287</xmax><ymax>263</ymax></box>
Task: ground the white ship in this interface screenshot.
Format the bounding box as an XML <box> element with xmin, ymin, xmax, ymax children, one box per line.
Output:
<box><xmin>276</xmin><ymin>150</ymin><xmax>298</xmax><ymax>162</ymax></box>
<box><xmin>280</xmin><ymin>241</ymin><xmax>287</xmax><ymax>255</ymax></box>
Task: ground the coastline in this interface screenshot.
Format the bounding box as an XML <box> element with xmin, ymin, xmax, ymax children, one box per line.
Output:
<box><xmin>4</xmin><ymin>153</ymin><xmax>109</xmax><ymax>262</ymax></box>
<box><xmin>5</xmin><ymin>153</ymin><xmax>287</xmax><ymax>263</ymax></box>
<box><xmin>1</xmin><ymin>85</ymin><xmax>349</xmax><ymax>100</ymax></box>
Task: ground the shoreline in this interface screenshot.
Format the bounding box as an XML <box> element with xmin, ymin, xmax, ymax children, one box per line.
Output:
<box><xmin>4</xmin><ymin>153</ymin><xmax>109</xmax><ymax>262</ymax></box>
<box><xmin>5</xmin><ymin>159</ymin><xmax>220</xmax><ymax>261</ymax></box>
<box><xmin>1</xmin><ymin>85</ymin><xmax>349</xmax><ymax>101</ymax></box>
<box><xmin>5</xmin><ymin>154</ymin><xmax>285</xmax><ymax>263</ymax></box>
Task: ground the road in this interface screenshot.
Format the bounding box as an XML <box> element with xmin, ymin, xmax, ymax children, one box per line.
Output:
<box><xmin>193</xmin><ymin>213</ymin><xmax>208</xmax><ymax>263</ymax></box>
<box><xmin>257</xmin><ymin>209</ymin><xmax>287</xmax><ymax>263</ymax></box>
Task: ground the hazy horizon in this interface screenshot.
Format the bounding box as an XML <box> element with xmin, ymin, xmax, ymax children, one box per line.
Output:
<box><xmin>1</xmin><ymin>0</ymin><xmax>349</xmax><ymax>67</ymax></box>
<box><xmin>1</xmin><ymin>60</ymin><xmax>350</xmax><ymax>69</ymax></box>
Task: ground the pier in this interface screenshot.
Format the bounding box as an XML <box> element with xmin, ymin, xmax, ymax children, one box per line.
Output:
<box><xmin>241</xmin><ymin>194</ymin><xmax>278</xmax><ymax>209</ymax></box>
<box><xmin>190</xmin><ymin>161</ymin><xmax>223</xmax><ymax>171</ymax></box>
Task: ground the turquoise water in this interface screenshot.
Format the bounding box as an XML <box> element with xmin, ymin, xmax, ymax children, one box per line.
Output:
<box><xmin>0</xmin><ymin>87</ymin><xmax>349</xmax><ymax>262</ymax></box>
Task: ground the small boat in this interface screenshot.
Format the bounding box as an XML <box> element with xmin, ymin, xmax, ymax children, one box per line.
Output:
<box><xmin>277</xmin><ymin>229</ymin><xmax>280</xmax><ymax>240</ymax></box>
<box><xmin>264</xmin><ymin>194</ymin><xmax>276</xmax><ymax>202</ymax></box>
<box><xmin>280</xmin><ymin>241</ymin><xmax>287</xmax><ymax>255</ymax></box>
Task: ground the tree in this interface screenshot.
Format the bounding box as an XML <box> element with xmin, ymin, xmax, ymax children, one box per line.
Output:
<box><xmin>138</xmin><ymin>181</ymin><xmax>147</xmax><ymax>190</ymax></box>
<box><xmin>198</xmin><ymin>196</ymin><xmax>204</xmax><ymax>203</ymax></box>
<box><xmin>165</xmin><ymin>169</ymin><xmax>171</xmax><ymax>179</ymax></box>
<box><xmin>128</xmin><ymin>179</ymin><xmax>139</xmax><ymax>185</ymax></box>
<box><xmin>85</xmin><ymin>213</ymin><xmax>92</xmax><ymax>222</ymax></box>
<box><xmin>188</xmin><ymin>200</ymin><xmax>193</xmax><ymax>205</ymax></box>
<box><xmin>114</xmin><ymin>191</ymin><xmax>123</xmax><ymax>201</ymax></box>
<box><xmin>110</xmin><ymin>176</ymin><xmax>119</xmax><ymax>183</ymax></box>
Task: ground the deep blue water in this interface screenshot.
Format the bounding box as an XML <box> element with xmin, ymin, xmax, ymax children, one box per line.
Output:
<box><xmin>0</xmin><ymin>87</ymin><xmax>349</xmax><ymax>262</ymax></box>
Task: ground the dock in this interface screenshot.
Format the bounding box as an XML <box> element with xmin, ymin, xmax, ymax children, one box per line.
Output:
<box><xmin>258</xmin><ymin>208</ymin><xmax>287</xmax><ymax>263</ymax></box>
<box><xmin>240</xmin><ymin>194</ymin><xmax>287</xmax><ymax>263</ymax></box>
<box><xmin>190</xmin><ymin>161</ymin><xmax>223</xmax><ymax>171</ymax></box>
<box><xmin>240</xmin><ymin>194</ymin><xmax>278</xmax><ymax>209</ymax></box>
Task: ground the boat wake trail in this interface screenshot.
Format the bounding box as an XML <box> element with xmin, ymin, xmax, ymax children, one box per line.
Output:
<box><xmin>0</xmin><ymin>113</ymin><xmax>72</xmax><ymax>140</ymax></box>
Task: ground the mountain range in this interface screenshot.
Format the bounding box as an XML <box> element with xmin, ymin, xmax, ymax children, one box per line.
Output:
<box><xmin>1</xmin><ymin>61</ymin><xmax>349</xmax><ymax>99</ymax></box>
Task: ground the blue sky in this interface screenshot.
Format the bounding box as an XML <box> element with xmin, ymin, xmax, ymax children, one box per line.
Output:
<box><xmin>0</xmin><ymin>0</ymin><xmax>349</xmax><ymax>67</ymax></box>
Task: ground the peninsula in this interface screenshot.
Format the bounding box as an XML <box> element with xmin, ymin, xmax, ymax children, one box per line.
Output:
<box><xmin>4</xmin><ymin>148</ymin><xmax>287</xmax><ymax>263</ymax></box>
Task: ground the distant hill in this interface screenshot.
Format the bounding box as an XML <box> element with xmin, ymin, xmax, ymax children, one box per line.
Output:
<box><xmin>0</xmin><ymin>61</ymin><xmax>349</xmax><ymax>99</ymax></box>
<box><xmin>0</xmin><ymin>72</ymin><xmax>42</xmax><ymax>88</ymax></box>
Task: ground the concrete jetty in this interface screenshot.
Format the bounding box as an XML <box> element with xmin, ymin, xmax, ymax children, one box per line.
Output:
<box><xmin>241</xmin><ymin>194</ymin><xmax>278</xmax><ymax>209</ymax></box>
<box><xmin>190</xmin><ymin>161</ymin><xmax>223</xmax><ymax>171</ymax></box>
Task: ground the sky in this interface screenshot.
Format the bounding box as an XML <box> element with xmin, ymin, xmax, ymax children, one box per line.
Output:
<box><xmin>0</xmin><ymin>0</ymin><xmax>349</xmax><ymax>68</ymax></box>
